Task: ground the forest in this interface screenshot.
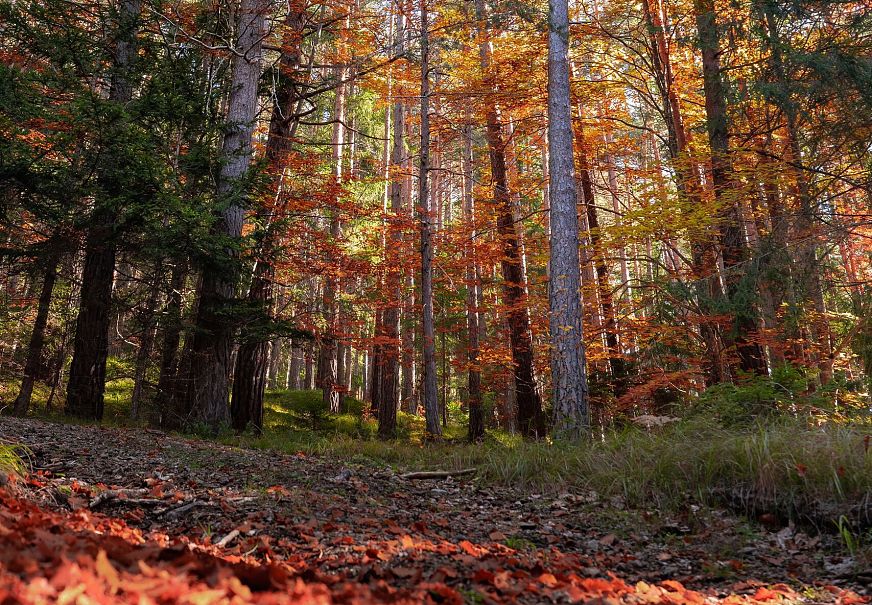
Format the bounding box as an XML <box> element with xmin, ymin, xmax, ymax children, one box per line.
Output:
<box><xmin>0</xmin><ymin>0</ymin><xmax>871</xmax><ymax>601</ymax></box>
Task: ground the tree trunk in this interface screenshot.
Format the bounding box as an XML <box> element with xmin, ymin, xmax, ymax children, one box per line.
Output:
<box><xmin>462</xmin><ymin>123</ymin><xmax>484</xmax><ymax>442</ymax></box>
<box><xmin>66</xmin><ymin>216</ymin><xmax>117</xmax><ymax>420</ymax></box>
<box><xmin>14</xmin><ymin>253</ymin><xmax>60</xmax><ymax>416</ymax></box>
<box><xmin>369</xmin><ymin>311</ymin><xmax>382</xmax><ymax>411</ymax></box>
<box><xmin>419</xmin><ymin>0</ymin><xmax>441</xmax><ymax>437</ymax></box>
<box><xmin>401</xmin><ymin>279</ymin><xmax>417</xmax><ymax>413</ymax></box>
<box><xmin>695</xmin><ymin>0</ymin><xmax>767</xmax><ymax>376</ymax></box>
<box><xmin>187</xmin><ymin>0</ymin><xmax>267</xmax><ymax>430</ymax></box>
<box><xmin>548</xmin><ymin>0</ymin><xmax>590</xmax><ymax>438</ymax></box>
<box><xmin>304</xmin><ymin>341</ymin><xmax>314</xmax><ymax>389</ymax></box>
<box><xmin>573</xmin><ymin>111</ymin><xmax>627</xmax><ymax>397</ymax></box>
<box><xmin>230</xmin><ymin>7</ymin><xmax>305</xmax><ymax>433</ymax></box>
<box><xmin>155</xmin><ymin>260</ymin><xmax>186</xmax><ymax>425</ymax></box>
<box><xmin>130</xmin><ymin>264</ymin><xmax>162</xmax><ymax>420</ymax></box>
<box><xmin>319</xmin><ymin>64</ymin><xmax>348</xmax><ymax>414</ymax></box>
<box><xmin>230</xmin><ymin>262</ymin><xmax>272</xmax><ymax>434</ymax></box>
<box><xmin>474</xmin><ymin>0</ymin><xmax>543</xmax><ymax>438</ymax></box>
<box><xmin>289</xmin><ymin>339</ymin><xmax>302</xmax><ymax>389</ymax></box>
<box><xmin>65</xmin><ymin>0</ymin><xmax>142</xmax><ymax>420</ymax></box>
<box><xmin>378</xmin><ymin>9</ymin><xmax>405</xmax><ymax>439</ymax></box>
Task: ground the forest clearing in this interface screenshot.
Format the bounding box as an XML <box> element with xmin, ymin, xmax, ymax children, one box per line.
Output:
<box><xmin>1</xmin><ymin>0</ymin><xmax>871</xmax><ymax>600</ymax></box>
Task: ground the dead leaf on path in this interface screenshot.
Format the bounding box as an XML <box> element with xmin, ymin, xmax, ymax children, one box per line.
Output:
<box><xmin>391</xmin><ymin>566</ymin><xmax>417</xmax><ymax>578</ymax></box>
<box><xmin>95</xmin><ymin>550</ymin><xmax>121</xmax><ymax>591</ymax></box>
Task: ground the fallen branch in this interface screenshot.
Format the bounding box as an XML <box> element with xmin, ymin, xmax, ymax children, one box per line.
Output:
<box><xmin>89</xmin><ymin>488</ymin><xmax>150</xmax><ymax>509</ymax></box>
<box><xmin>216</xmin><ymin>529</ymin><xmax>240</xmax><ymax>548</ymax></box>
<box><xmin>400</xmin><ymin>468</ymin><xmax>476</xmax><ymax>480</ymax></box>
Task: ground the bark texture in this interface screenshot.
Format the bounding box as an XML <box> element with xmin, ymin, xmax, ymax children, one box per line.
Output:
<box><xmin>548</xmin><ymin>0</ymin><xmax>589</xmax><ymax>438</ymax></box>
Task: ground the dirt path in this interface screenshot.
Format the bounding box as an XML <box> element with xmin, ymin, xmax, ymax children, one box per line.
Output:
<box><xmin>0</xmin><ymin>417</ymin><xmax>868</xmax><ymax>604</ymax></box>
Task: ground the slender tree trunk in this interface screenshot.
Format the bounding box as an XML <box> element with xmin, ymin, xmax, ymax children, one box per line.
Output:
<box><xmin>462</xmin><ymin>123</ymin><xmax>484</xmax><ymax>442</ymax></box>
<box><xmin>548</xmin><ymin>0</ymin><xmax>589</xmax><ymax>438</ymax></box>
<box><xmin>155</xmin><ymin>260</ymin><xmax>186</xmax><ymax>424</ymax></box>
<box><xmin>267</xmin><ymin>338</ymin><xmax>282</xmax><ymax>388</ymax></box>
<box><xmin>130</xmin><ymin>264</ymin><xmax>162</xmax><ymax>419</ymax></box>
<box><xmin>402</xmin><ymin>133</ymin><xmax>417</xmax><ymax>415</ymax></box>
<box><xmin>320</xmin><ymin>64</ymin><xmax>348</xmax><ymax>414</ymax></box>
<box><xmin>369</xmin><ymin>311</ymin><xmax>382</xmax><ymax>411</ymax></box>
<box><xmin>304</xmin><ymin>341</ymin><xmax>314</xmax><ymax>389</ymax></box>
<box><xmin>14</xmin><ymin>253</ymin><xmax>60</xmax><ymax>416</ymax></box>
<box><xmin>401</xmin><ymin>275</ymin><xmax>417</xmax><ymax>413</ymax></box>
<box><xmin>572</xmin><ymin>109</ymin><xmax>627</xmax><ymax>397</ymax></box>
<box><xmin>419</xmin><ymin>0</ymin><xmax>441</xmax><ymax>437</ymax></box>
<box><xmin>474</xmin><ymin>0</ymin><xmax>543</xmax><ymax>437</ymax></box>
<box><xmin>45</xmin><ymin>256</ymin><xmax>78</xmax><ymax>413</ymax></box>
<box><xmin>378</xmin><ymin>9</ymin><xmax>405</xmax><ymax>438</ymax></box>
<box><xmin>289</xmin><ymin>339</ymin><xmax>302</xmax><ymax>389</ymax></box>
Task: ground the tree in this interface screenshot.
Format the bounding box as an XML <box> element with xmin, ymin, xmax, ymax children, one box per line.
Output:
<box><xmin>473</xmin><ymin>0</ymin><xmax>544</xmax><ymax>438</ymax></box>
<box><xmin>187</xmin><ymin>0</ymin><xmax>269</xmax><ymax>430</ymax></box>
<box><xmin>462</xmin><ymin>122</ymin><xmax>485</xmax><ymax>442</ymax></box>
<box><xmin>694</xmin><ymin>0</ymin><xmax>767</xmax><ymax>376</ymax></box>
<box><xmin>231</xmin><ymin>5</ymin><xmax>308</xmax><ymax>434</ymax></box>
<box><xmin>548</xmin><ymin>0</ymin><xmax>589</xmax><ymax>438</ymax></box>
<box><xmin>378</xmin><ymin>5</ymin><xmax>405</xmax><ymax>439</ymax></box>
<box><xmin>419</xmin><ymin>0</ymin><xmax>441</xmax><ymax>438</ymax></box>
<box><xmin>13</xmin><ymin>240</ymin><xmax>62</xmax><ymax>416</ymax></box>
<box><xmin>65</xmin><ymin>0</ymin><xmax>143</xmax><ymax>420</ymax></box>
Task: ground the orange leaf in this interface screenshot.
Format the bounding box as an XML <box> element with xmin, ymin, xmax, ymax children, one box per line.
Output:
<box><xmin>95</xmin><ymin>550</ymin><xmax>121</xmax><ymax>591</ymax></box>
<box><xmin>459</xmin><ymin>540</ymin><xmax>484</xmax><ymax>556</ymax></box>
<box><xmin>753</xmin><ymin>587</ymin><xmax>780</xmax><ymax>601</ymax></box>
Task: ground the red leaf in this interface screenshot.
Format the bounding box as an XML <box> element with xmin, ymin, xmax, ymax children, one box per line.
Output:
<box><xmin>472</xmin><ymin>569</ymin><xmax>494</xmax><ymax>583</ymax></box>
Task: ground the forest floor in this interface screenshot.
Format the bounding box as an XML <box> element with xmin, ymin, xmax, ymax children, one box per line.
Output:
<box><xmin>0</xmin><ymin>416</ymin><xmax>870</xmax><ymax>604</ymax></box>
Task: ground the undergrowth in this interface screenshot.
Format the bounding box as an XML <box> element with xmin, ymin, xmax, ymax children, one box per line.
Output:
<box><xmin>0</xmin><ymin>442</ymin><xmax>26</xmax><ymax>481</ymax></box>
<box><xmin>6</xmin><ymin>368</ymin><xmax>872</xmax><ymax>529</ymax></box>
<box><xmin>211</xmin><ymin>388</ymin><xmax>872</xmax><ymax>531</ymax></box>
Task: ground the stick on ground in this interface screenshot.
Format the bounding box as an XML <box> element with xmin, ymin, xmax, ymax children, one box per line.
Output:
<box><xmin>400</xmin><ymin>468</ymin><xmax>476</xmax><ymax>480</ymax></box>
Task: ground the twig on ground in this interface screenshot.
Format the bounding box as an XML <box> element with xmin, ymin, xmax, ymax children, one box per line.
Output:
<box><xmin>400</xmin><ymin>468</ymin><xmax>477</xmax><ymax>480</ymax></box>
<box><xmin>161</xmin><ymin>500</ymin><xmax>215</xmax><ymax>519</ymax></box>
<box><xmin>216</xmin><ymin>529</ymin><xmax>240</xmax><ymax>547</ymax></box>
<box><xmin>89</xmin><ymin>488</ymin><xmax>150</xmax><ymax>509</ymax></box>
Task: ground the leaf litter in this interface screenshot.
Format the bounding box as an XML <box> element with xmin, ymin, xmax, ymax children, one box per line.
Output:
<box><xmin>0</xmin><ymin>417</ymin><xmax>868</xmax><ymax>604</ymax></box>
